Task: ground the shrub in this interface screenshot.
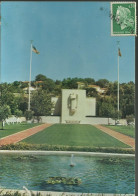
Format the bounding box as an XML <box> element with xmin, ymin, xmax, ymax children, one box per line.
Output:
<box><xmin>0</xmin><ymin>143</ymin><xmax>135</xmax><ymax>154</ymax></box>
<box><xmin>126</xmin><ymin>114</ymin><xmax>134</xmax><ymax>125</ymax></box>
<box><xmin>24</xmin><ymin>110</ymin><xmax>34</xmax><ymax>121</ymax></box>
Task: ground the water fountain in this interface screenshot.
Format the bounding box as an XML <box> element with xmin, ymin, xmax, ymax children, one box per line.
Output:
<box><xmin>70</xmin><ymin>154</ymin><xmax>75</xmax><ymax>167</ymax></box>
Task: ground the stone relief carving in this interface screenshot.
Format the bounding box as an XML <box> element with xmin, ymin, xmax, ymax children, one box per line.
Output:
<box><xmin>68</xmin><ymin>93</ymin><xmax>78</xmax><ymax>115</ymax></box>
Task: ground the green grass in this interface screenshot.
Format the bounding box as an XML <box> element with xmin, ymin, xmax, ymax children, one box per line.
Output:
<box><xmin>0</xmin><ymin>123</ymin><xmax>41</xmax><ymax>139</ymax></box>
<box><xmin>22</xmin><ymin>124</ymin><xmax>130</xmax><ymax>148</ymax></box>
<box><xmin>105</xmin><ymin>125</ymin><xmax>135</xmax><ymax>138</ymax></box>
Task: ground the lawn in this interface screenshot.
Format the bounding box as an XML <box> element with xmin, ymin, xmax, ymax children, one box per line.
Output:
<box><xmin>105</xmin><ymin>125</ymin><xmax>135</xmax><ymax>138</ymax></box>
<box><xmin>22</xmin><ymin>124</ymin><xmax>129</xmax><ymax>148</ymax></box>
<box><xmin>0</xmin><ymin>123</ymin><xmax>41</xmax><ymax>139</ymax></box>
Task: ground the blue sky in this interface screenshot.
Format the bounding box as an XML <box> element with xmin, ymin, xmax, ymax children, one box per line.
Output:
<box><xmin>1</xmin><ymin>1</ymin><xmax>135</xmax><ymax>83</ymax></box>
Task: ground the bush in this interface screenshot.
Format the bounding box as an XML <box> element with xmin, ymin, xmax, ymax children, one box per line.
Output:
<box><xmin>0</xmin><ymin>143</ymin><xmax>135</xmax><ymax>154</ymax></box>
<box><xmin>126</xmin><ymin>114</ymin><xmax>134</xmax><ymax>125</ymax></box>
<box><xmin>14</xmin><ymin>109</ymin><xmax>23</xmax><ymax>117</ymax></box>
<box><xmin>24</xmin><ymin>110</ymin><xmax>34</xmax><ymax>121</ymax></box>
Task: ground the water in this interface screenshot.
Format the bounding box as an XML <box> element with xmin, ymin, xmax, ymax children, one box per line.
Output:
<box><xmin>0</xmin><ymin>153</ymin><xmax>135</xmax><ymax>194</ymax></box>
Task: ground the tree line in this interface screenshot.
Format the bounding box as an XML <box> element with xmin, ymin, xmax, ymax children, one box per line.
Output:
<box><xmin>0</xmin><ymin>74</ymin><xmax>135</xmax><ymax>126</ymax></box>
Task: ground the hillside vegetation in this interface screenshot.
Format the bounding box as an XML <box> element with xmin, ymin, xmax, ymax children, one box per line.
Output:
<box><xmin>0</xmin><ymin>74</ymin><xmax>134</xmax><ymax>120</ymax></box>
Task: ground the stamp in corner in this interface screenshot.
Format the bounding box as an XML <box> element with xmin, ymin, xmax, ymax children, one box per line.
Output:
<box><xmin>111</xmin><ymin>2</ymin><xmax>136</xmax><ymax>36</ymax></box>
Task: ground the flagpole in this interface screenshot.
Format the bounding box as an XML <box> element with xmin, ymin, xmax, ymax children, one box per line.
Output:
<box><xmin>28</xmin><ymin>40</ymin><xmax>33</xmax><ymax>111</ymax></box>
<box><xmin>118</xmin><ymin>49</ymin><xmax>119</xmax><ymax>120</ymax></box>
<box><xmin>117</xmin><ymin>41</ymin><xmax>120</xmax><ymax>122</ymax></box>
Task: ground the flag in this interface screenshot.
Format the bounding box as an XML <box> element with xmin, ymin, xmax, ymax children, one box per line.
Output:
<box><xmin>118</xmin><ymin>48</ymin><xmax>122</xmax><ymax>57</ymax></box>
<box><xmin>32</xmin><ymin>46</ymin><xmax>40</xmax><ymax>54</ymax></box>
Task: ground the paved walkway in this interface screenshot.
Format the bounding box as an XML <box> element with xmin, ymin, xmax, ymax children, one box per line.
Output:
<box><xmin>0</xmin><ymin>124</ymin><xmax>52</xmax><ymax>146</ymax></box>
<box><xmin>94</xmin><ymin>124</ymin><xmax>135</xmax><ymax>148</ymax></box>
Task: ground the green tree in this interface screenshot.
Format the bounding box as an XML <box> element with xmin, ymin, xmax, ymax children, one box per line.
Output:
<box><xmin>62</xmin><ymin>77</ymin><xmax>79</xmax><ymax>89</ymax></box>
<box><xmin>16</xmin><ymin>96</ymin><xmax>28</xmax><ymax>114</ymax></box>
<box><xmin>96</xmin><ymin>79</ymin><xmax>109</xmax><ymax>88</ymax></box>
<box><xmin>0</xmin><ymin>105</ymin><xmax>11</xmax><ymax>129</ymax></box>
<box><xmin>24</xmin><ymin>110</ymin><xmax>34</xmax><ymax>121</ymax></box>
<box><xmin>55</xmin><ymin>80</ymin><xmax>62</xmax><ymax>85</ymax></box>
<box><xmin>35</xmin><ymin>74</ymin><xmax>47</xmax><ymax>81</ymax></box>
<box><xmin>20</xmin><ymin>82</ymin><xmax>29</xmax><ymax>89</ymax></box>
<box><xmin>106</xmin><ymin>81</ymin><xmax>118</xmax><ymax>96</ymax></box>
<box><xmin>120</xmin><ymin>82</ymin><xmax>135</xmax><ymax>118</ymax></box>
<box><xmin>0</xmin><ymin>85</ymin><xmax>18</xmax><ymax>114</ymax></box>
<box><xmin>14</xmin><ymin>109</ymin><xmax>23</xmax><ymax>117</ymax></box>
<box><xmin>98</xmin><ymin>102</ymin><xmax>116</xmax><ymax>124</ymax></box>
<box><xmin>41</xmin><ymin>78</ymin><xmax>56</xmax><ymax>92</ymax></box>
<box><xmin>31</xmin><ymin>90</ymin><xmax>53</xmax><ymax>122</ymax></box>
<box><xmin>85</xmin><ymin>87</ymin><xmax>98</xmax><ymax>97</ymax></box>
<box><xmin>112</xmin><ymin>110</ymin><xmax>122</xmax><ymax>124</ymax></box>
<box><xmin>84</xmin><ymin>78</ymin><xmax>95</xmax><ymax>85</ymax></box>
<box><xmin>13</xmin><ymin>81</ymin><xmax>21</xmax><ymax>87</ymax></box>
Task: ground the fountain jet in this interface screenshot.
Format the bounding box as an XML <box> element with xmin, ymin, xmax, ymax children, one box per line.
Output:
<box><xmin>70</xmin><ymin>154</ymin><xmax>75</xmax><ymax>167</ymax></box>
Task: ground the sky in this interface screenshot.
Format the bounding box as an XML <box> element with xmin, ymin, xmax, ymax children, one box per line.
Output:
<box><xmin>1</xmin><ymin>1</ymin><xmax>135</xmax><ymax>83</ymax></box>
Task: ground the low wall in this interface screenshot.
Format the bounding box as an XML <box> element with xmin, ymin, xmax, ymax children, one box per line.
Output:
<box><xmin>20</xmin><ymin>117</ymin><xmax>26</xmax><ymax>122</ymax></box>
<box><xmin>41</xmin><ymin>116</ymin><xmax>61</xmax><ymax>123</ymax></box>
<box><xmin>0</xmin><ymin>150</ymin><xmax>134</xmax><ymax>157</ymax></box>
<box><xmin>40</xmin><ymin>116</ymin><xmax>115</xmax><ymax>125</ymax></box>
<box><xmin>119</xmin><ymin>119</ymin><xmax>127</xmax><ymax>125</ymax></box>
<box><xmin>83</xmin><ymin>117</ymin><xmax>115</xmax><ymax>125</ymax></box>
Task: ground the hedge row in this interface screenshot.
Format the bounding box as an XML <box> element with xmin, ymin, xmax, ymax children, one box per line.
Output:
<box><xmin>0</xmin><ymin>143</ymin><xmax>135</xmax><ymax>154</ymax></box>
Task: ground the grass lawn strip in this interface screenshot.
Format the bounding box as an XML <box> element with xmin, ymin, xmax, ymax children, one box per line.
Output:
<box><xmin>0</xmin><ymin>124</ymin><xmax>52</xmax><ymax>146</ymax></box>
<box><xmin>105</xmin><ymin>125</ymin><xmax>135</xmax><ymax>138</ymax></box>
<box><xmin>0</xmin><ymin>123</ymin><xmax>41</xmax><ymax>139</ymax></box>
<box><xmin>22</xmin><ymin>124</ymin><xmax>129</xmax><ymax>148</ymax></box>
<box><xmin>94</xmin><ymin>125</ymin><xmax>135</xmax><ymax>148</ymax></box>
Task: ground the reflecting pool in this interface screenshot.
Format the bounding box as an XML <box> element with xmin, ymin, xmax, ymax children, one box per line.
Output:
<box><xmin>0</xmin><ymin>153</ymin><xmax>135</xmax><ymax>194</ymax></box>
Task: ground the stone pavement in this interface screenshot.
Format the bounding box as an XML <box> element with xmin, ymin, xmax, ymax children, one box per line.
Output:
<box><xmin>0</xmin><ymin>189</ymin><xmax>135</xmax><ymax>196</ymax></box>
<box><xmin>0</xmin><ymin>123</ymin><xmax>52</xmax><ymax>146</ymax></box>
<box><xmin>94</xmin><ymin>124</ymin><xmax>135</xmax><ymax>149</ymax></box>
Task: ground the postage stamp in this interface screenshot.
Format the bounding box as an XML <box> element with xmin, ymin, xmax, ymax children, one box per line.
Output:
<box><xmin>111</xmin><ymin>2</ymin><xmax>136</xmax><ymax>36</ymax></box>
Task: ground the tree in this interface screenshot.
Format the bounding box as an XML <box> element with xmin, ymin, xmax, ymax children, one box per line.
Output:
<box><xmin>0</xmin><ymin>105</ymin><xmax>11</xmax><ymax>129</ymax></box>
<box><xmin>62</xmin><ymin>78</ymin><xmax>79</xmax><ymax>89</ymax></box>
<box><xmin>85</xmin><ymin>87</ymin><xmax>98</xmax><ymax>97</ymax></box>
<box><xmin>14</xmin><ymin>109</ymin><xmax>23</xmax><ymax>117</ymax></box>
<box><xmin>55</xmin><ymin>80</ymin><xmax>62</xmax><ymax>85</ymax></box>
<box><xmin>13</xmin><ymin>81</ymin><xmax>21</xmax><ymax>87</ymax></box>
<box><xmin>53</xmin><ymin>86</ymin><xmax>62</xmax><ymax>96</ymax></box>
<box><xmin>119</xmin><ymin>82</ymin><xmax>135</xmax><ymax>118</ymax></box>
<box><xmin>99</xmin><ymin>102</ymin><xmax>116</xmax><ymax>124</ymax></box>
<box><xmin>0</xmin><ymin>85</ymin><xmax>18</xmax><ymax>114</ymax></box>
<box><xmin>96</xmin><ymin>79</ymin><xmax>109</xmax><ymax>88</ymax></box>
<box><xmin>16</xmin><ymin>96</ymin><xmax>28</xmax><ymax>114</ymax></box>
<box><xmin>41</xmin><ymin>79</ymin><xmax>56</xmax><ymax>92</ymax></box>
<box><xmin>112</xmin><ymin>110</ymin><xmax>122</xmax><ymax>124</ymax></box>
<box><xmin>31</xmin><ymin>90</ymin><xmax>53</xmax><ymax>122</ymax></box>
<box><xmin>35</xmin><ymin>74</ymin><xmax>47</xmax><ymax>81</ymax></box>
<box><xmin>24</xmin><ymin>110</ymin><xmax>34</xmax><ymax>121</ymax></box>
<box><xmin>20</xmin><ymin>82</ymin><xmax>29</xmax><ymax>89</ymax></box>
<box><xmin>84</xmin><ymin>78</ymin><xmax>95</xmax><ymax>85</ymax></box>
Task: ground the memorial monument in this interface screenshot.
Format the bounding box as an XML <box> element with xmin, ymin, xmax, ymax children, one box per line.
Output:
<box><xmin>52</xmin><ymin>89</ymin><xmax>96</xmax><ymax>124</ymax></box>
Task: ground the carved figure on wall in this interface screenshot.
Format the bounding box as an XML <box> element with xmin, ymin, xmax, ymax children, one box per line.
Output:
<box><xmin>68</xmin><ymin>93</ymin><xmax>78</xmax><ymax>115</ymax></box>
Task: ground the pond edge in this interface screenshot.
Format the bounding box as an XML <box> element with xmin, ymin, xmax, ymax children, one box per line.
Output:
<box><xmin>0</xmin><ymin>189</ymin><xmax>135</xmax><ymax>196</ymax></box>
<box><xmin>0</xmin><ymin>150</ymin><xmax>135</xmax><ymax>157</ymax></box>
